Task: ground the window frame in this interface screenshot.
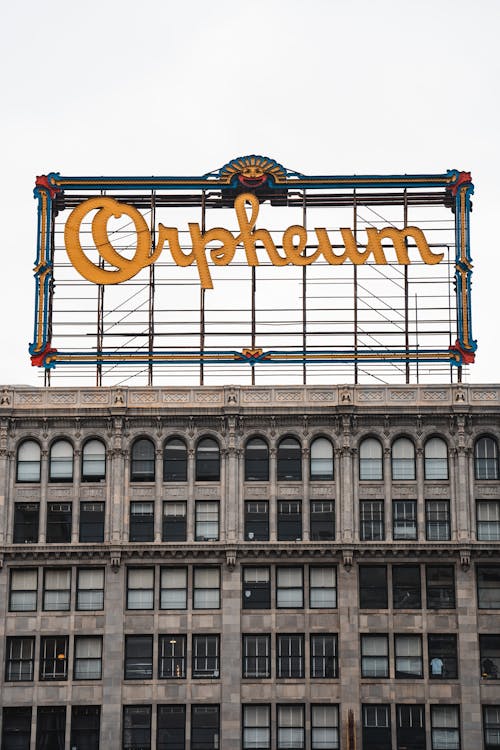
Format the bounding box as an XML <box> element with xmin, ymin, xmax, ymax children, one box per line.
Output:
<box><xmin>242</xmin><ymin>634</ymin><xmax>271</xmax><ymax>679</ymax></box>
<box><xmin>2</xmin><ymin>707</ymin><xmax>32</xmax><ymax>750</ymax></box>
<box><xmin>362</xmin><ymin>704</ymin><xmax>391</xmax><ymax>750</ymax></box>
<box><xmin>76</xmin><ymin>567</ymin><xmax>105</xmax><ymax>611</ymax></box>
<box><xmin>310</xmin><ymin>634</ymin><xmax>338</xmax><ymax>679</ymax></box>
<box><xmin>195</xmin><ymin>437</ymin><xmax>220</xmax><ymax>482</ymax></box>
<box><xmin>425</xmin><ymin>500</ymin><xmax>451</xmax><ymax>541</ymax></box>
<box><xmin>42</xmin><ymin>567</ymin><xmax>71</xmax><ymax>611</ymax></box>
<box><xmin>123</xmin><ymin>705</ymin><xmax>152</xmax><ymax>750</ymax></box>
<box><xmin>475</xmin><ymin>436</ymin><xmax>499</xmax><ymax>480</ymax></box>
<box><xmin>46</xmin><ymin>502</ymin><xmax>72</xmax><ymax>543</ymax></box>
<box><xmin>70</xmin><ymin>706</ymin><xmax>101</xmax><ymax>750</ymax></box>
<box><xmin>477</xmin><ymin>501</ymin><xmax>500</xmax><ymax>541</ymax></box>
<box><xmin>394</xmin><ymin>633</ymin><xmax>423</xmax><ymax>679</ymax></box>
<box><xmin>310</xmin><ymin>500</ymin><xmax>335</xmax><ymax>541</ymax></box>
<box><xmin>13</xmin><ymin>502</ymin><xmax>39</xmax><ymax>543</ymax></box>
<box><xmin>245</xmin><ymin>500</ymin><xmax>269</xmax><ymax>541</ymax></box>
<box><xmin>483</xmin><ymin>705</ymin><xmax>500</xmax><ymax>750</ymax></box>
<box><xmin>426</xmin><ymin>564</ymin><xmax>456</xmax><ymax>609</ymax></box>
<box><xmin>359</xmin><ymin>565</ymin><xmax>388</xmax><ymax>609</ymax></box>
<box><xmin>478</xmin><ymin>566</ymin><xmax>500</xmax><ymax>609</ymax></box>
<box><xmin>428</xmin><ymin>633</ymin><xmax>458</xmax><ymax>680</ymax></box>
<box><xmin>359</xmin><ymin>437</ymin><xmax>383</xmax><ymax>481</ymax></box>
<box><xmin>162</xmin><ymin>501</ymin><xmax>187</xmax><ymax>542</ymax></box>
<box><xmin>311</xmin><ymin>704</ymin><xmax>340</xmax><ymax>750</ymax></box>
<box><xmin>393</xmin><ymin>499</ymin><xmax>417</xmax><ymax>541</ymax></box>
<box><xmin>191</xmin><ymin>705</ymin><xmax>219</xmax><ymax>750</ymax></box>
<box><xmin>242</xmin><ymin>566</ymin><xmax>271</xmax><ymax>610</ymax></box>
<box><xmin>392</xmin><ymin>565</ymin><xmax>422</xmax><ymax>609</ymax></box>
<box><xmin>126</xmin><ymin>567</ymin><xmax>154</xmax><ymax>610</ymax></box>
<box><xmin>195</xmin><ymin>500</ymin><xmax>220</xmax><ymax>541</ymax></box>
<box><xmin>242</xmin><ymin>704</ymin><xmax>271</xmax><ymax>750</ymax></box>
<box><xmin>244</xmin><ymin>437</ymin><xmax>269</xmax><ymax>482</ymax></box>
<box><xmin>309</xmin><ymin>566</ymin><xmax>337</xmax><ymax>609</ymax></box>
<box><xmin>276</xmin><ymin>566</ymin><xmax>304</xmax><ymax>609</ymax></box>
<box><xmin>277</xmin><ymin>500</ymin><xmax>302</xmax><ymax>541</ymax></box>
<box><xmin>193</xmin><ymin>566</ymin><xmax>220</xmax><ymax>609</ymax></box>
<box><xmin>160</xmin><ymin>566</ymin><xmax>187</xmax><ymax>610</ymax></box>
<box><xmin>9</xmin><ymin>568</ymin><xmax>38</xmax><ymax>612</ymax></box>
<box><xmin>124</xmin><ymin>635</ymin><xmax>153</xmax><ymax>680</ymax></box>
<box><xmin>192</xmin><ymin>634</ymin><xmax>220</xmax><ymax>679</ymax></box>
<box><xmin>277</xmin><ymin>436</ymin><xmax>302</xmax><ymax>481</ymax></box>
<box><xmin>158</xmin><ymin>634</ymin><xmax>187</xmax><ymax>679</ymax></box>
<box><xmin>5</xmin><ymin>636</ymin><xmax>35</xmax><ymax>682</ymax></box>
<box><xmin>73</xmin><ymin>635</ymin><xmax>103</xmax><ymax>680</ymax></box>
<box><xmin>163</xmin><ymin>437</ymin><xmax>188</xmax><ymax>482</ymax></box>
<box><xmin>424</xmin><ymin>437</ymin><xmax>449</xmax><ymax>480</ymax></box>
<box><xmin>391</xmin><ymin>437</ymin><xmax>416</xmax><ymax>480</ymax></box>
<box><xmin>361</xmin><ymin>634</ymin><xmax>389</xmax><ymax>678</ymax></box>
<box><xmin>430</xmin><ymin>705</ymin><xmax>460</xmax><ymax>750</ymax></box>
<box><xmin>480</xmin><ymin>635</ymin><xmax>500</xmax><ymax>680</ymax></box>
<box><xmin>157</xmin><ymin>705</ymin><xmax>185</xmax><ymax>750</ymax></box>
<box><xmin>39</xmin><ymin>635</ymin><xmax>69</xmax><ymax>681</ymax></box>
<box><xmin>276</xmin><ymin>633</ymin><xmax>305</xmax><ymax>679</ymax></box>
<box><xmin>129</xmin><ymin>500</ymin><xmax>155</xmax><ymax>542</ymax></box>
<box><xmin>130</xmin><ymin>437</ymin><xmax>155</xmax><ymax>482</ymax></box>
<box><xmin>81</xmin><ymin>439</ymin><xmax>106</xmax><ymax>482</ymax></box>
<box><xmin>360</xmin><ymin>500</ymin><xmax>385</xmax><ymax>541</ymax></box>
<box><xmin>277</xmin><ymin>704</ymin><xmax>305</xmax><ymax>750</ymax></box>
<box><xmin>79</xmin><ymin>500</ymin><xmax>105</xmax><ymax>543</ymax></box>
<box><xmin>310</xmin><ymin>437</ymin><xmax>334</xmax><ymax>481</ymax></box>
<box><xmin>49</xmin><ymin>439</ymin><xmax>74</xmax><ymax>483</ymax></box>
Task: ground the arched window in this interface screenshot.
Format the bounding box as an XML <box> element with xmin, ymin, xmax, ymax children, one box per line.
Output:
<box><xmin>391</xmin><ymin>437</ymin><xmax>415</xmax><ymax>480</ymax></box>
<box><xmin>424</xmin><ymin>437</ymin><xmax>448</xmax><ymax>480</ymax></box>
<box><xmin>277</xmin><ymin>437</ymin><xmax>302</xmax><ymax>481</ymax></box>
<box><xmin>310</xmin><ymin>437</ymin><xmax>334</xmax><ymax>481</ymax></box>
<box><xmin>245</xmin><ymin>438</ymin><xmax>269</xmax><ymax>481</ymax></box>
<box><xmin>49</xmin><ymin>440</ymin><xmax>74</xmax><ymax>483</ymax></box>
<box><xmin>475</xmin><ymin>436</ymin><xmax>499</xmax><ymax>480</ymax></box>
<box><xmin>196</xmin><ymin>438</ymin><xmax>220</xmax><ymax>482</ymax></box>
<box><xmin>81</xmin><ymin>439</ymin><xmax>106</xmax><ymax>482</ymax></box>
<box><xmin>16</xmin><ymin>440</ymin><xmax>41</xmax><ymax>482</ymax></box>
<box><xmin>131</xmin><ymin>438</ymin><xmax>155</xmax><ymax>482</ymax></box>
<box><xmin>359</xmin><ymin>438</ymin><xmax>383</xmax><ymax>481</ymax></box>
<box><xmin>163</xmin><ymin>438</ymin><xmax>188</xmax><ymax>482</ymax></box>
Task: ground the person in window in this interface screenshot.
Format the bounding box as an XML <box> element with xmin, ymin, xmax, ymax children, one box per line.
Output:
<box><xmin>482</xmin><ymin>658</ymin><xmax>498</xmax><ymax>679</ymax></box>
<box><xmin>430</xmin><ymin>656</ymin><xmax>444</xmax><ymax>677</ymax></box>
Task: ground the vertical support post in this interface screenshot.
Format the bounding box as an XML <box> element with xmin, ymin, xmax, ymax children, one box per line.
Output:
<box><xmin>404</xmin><ymin>189</ymin><xmax>410</xmax><ymax>383</ymax></box>
<box><xmin>415</xmin><ymin>294</ymin><xmax>420</xmax><ymax>384</ymax></box>
<box><xmin>251</xmin><ymin>266</ymin><xmax>256</xmax><ymax>386</ymax></box>
<box><xmin>353</xmin><ymin>190</ymin><xmax>358</xmax><ymax>384</ymax></box>
<box><xmin>148</xmin><ymin>191</ymin><xmax>156</xmax><ymax>386</ymax></box>
<box><xmin>200</xmin><ymin>191</ymin><xmax>206</xmax><ymax>386</ymax></box>
<box><xmin>302</xmin><ymin>190</ymin><xmax>307</xmax><ymax>385</ymax></box>
<box><xmin>96</xmin><ymin>190</ymin><xmax>105</xmax><ymax>387</ymax></box>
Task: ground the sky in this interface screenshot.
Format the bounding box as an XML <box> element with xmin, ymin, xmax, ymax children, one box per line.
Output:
<box><xmin>1</xmin><ymin>0</ymin><xmax>499</xmax><ymax>386</ymax></box>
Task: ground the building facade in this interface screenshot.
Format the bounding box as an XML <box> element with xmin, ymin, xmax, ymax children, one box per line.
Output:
<box><xmin>0</xmin><ymin>382</ymin><xmax>499</xmax><ymax>750</ymax></box>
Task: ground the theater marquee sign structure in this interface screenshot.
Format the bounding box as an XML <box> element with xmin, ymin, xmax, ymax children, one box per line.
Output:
<box><xmin>31</xmin><ymin>156</ymin><xmax>475</xmax><ymax>385</ymax></box>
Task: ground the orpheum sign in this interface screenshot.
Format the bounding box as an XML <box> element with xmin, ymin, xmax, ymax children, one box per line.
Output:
<box><xmin>31</xmin><ymin>155</ymin><xmax>475</xmax><ymax>382</ymax></box>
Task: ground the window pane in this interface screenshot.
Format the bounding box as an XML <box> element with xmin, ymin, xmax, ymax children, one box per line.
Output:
<box><xmin>310</xmin><ymin>438</ymin><xmax>334</xmax><ymax>481</ymax></box>
<box><xmin>17</xmin><ymin>441</ymin><xmax>41</xmax><ymax>482</ymax></box>
<box><xmin>359</xmin><ymin>438</ymin><xmax>383</xmax><ymax>480</ymax></box>
<box><xmin>425</xmin><ymin>437</ymin><xmax>448</xmax><ymax>480</ymax></box>
<box><xmin>163</xmin><ymin>438</ymin><xmax>187</xmax><ymax>482</ymax></box>
<box><xmin>277</xmin><ymin>437</ymin><xmax>302</xmax><ymax>481</ymax></box>
<box><xmin>196</xmin><ymin>438</ymin><xmax>220</xmax><ymax>481</ymax></box>
<box><xmin>131</xmin><ymin>439</ymin><xmax>155</xmax><ymax>482</ymax></box>
<box><xmin>245</xmin><ymin>438</ymin><xmax>269</xmax><ymax>482</ymax></box>
<box><xmin>392</xmin><ymin>438</ymin><xmax>415</xmax><ymax>480</ymax></box>
<box><xmin>49</xmin><ymin>440</ymin><xmax>73</xmax><ymax>481</ymax></box>
<box><xmin>82</xmin><ymin>439</ymin><xmax>106</xmax><ymax>481</ymax></box>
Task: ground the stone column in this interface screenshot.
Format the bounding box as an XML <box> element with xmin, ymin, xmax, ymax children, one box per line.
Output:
<box><xmin>72</xmin><ymin>448</ymin><xmax>81</xmax><ymax>543</ymax></box>
<box><xmin>220</xmin><ymin>558</ymin><xmax>242</xmax><ymax>749</ymax></box>
<box><xmin>187</xmin><ymin>447</ymin><xmax>195</xmax><ymax>542</ymax></box>
<box><xmin>38</xmin><ymin>447</ymin><xmax>49</xmax><ymax>544</ymax></box>
<box><xmin>302</xmin><ymin>447</ymin><xmax>309</xmax><ymax>541</ymax></box>
<box><xmin>383</xmin><ymin>446</ymin><xmax>392</xmax><ymax>540</ymax></box>
<box><xmin>416</xmin><ymin>445</ymin><xmax>425</xmax><ymax>540</ymax></box>
<box><xmin>155</xmin><ymin>448</ymin><xmax>163</xmax><ymax>542</ymax></box>
<box><xmin>269</xmin><ymin>446</ymin><xmax>277</xmax><ymax>541</ymax></box>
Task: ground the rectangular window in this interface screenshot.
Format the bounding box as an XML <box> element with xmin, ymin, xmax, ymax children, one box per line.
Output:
<box><xmin>243</xmin><ymin>705</ymin><xmax>270</xmax><ymax>750</ymax></box>
<box><xmin>277</xmin><ymin>704</ymin><xmax>305</xmax><ymax>750</ymax></box>
<box><xmin>157</xmin><ymin>705</ymin><xmax>185</xmax><ymax>750</ymax></box>
<box><xmin>426</xmin><ymin>565</ymin><xmax>455</xmax><ymax>609</ymax></box>
<box><xmin>71</xmin><ymin>706</ymin><xmax>100</xmax><ymax>750</ymax></box>
<box><xmin>480</xmin><ymin>635</ymin><xmax>500</xmax><ymax>680</ymax></box>
<box><xmin>396</xmin><ymin>705</ymin><xmax>425</xmax><ymax>750</ymax></box>
<box><xmin>193</xmin><ymin>567</ymin><xmax>220</xmax><ymax>609</ymax></box>
<box><xmin>360</xmin><ymin>500</ymin><xmax>384</xmax><ymax>541</ymax></box>
<box><xmin>129</xmin><ymin>501</ymin><xmax>154</xmax><ymax>542</ymax></box>
<box><xmin>478</xmin><ymin>566</ymin><xmax>500</xmax><ymax>609</ymax></box>
<box><xmin>395</xmin><ymin>634</ymin><xmax>423</xmax><ymax>679</ymax></box>
<box><xmin>2</xmin><ymin>707</ymin><xmax>31</xmax><ymax>750</ymax></box>
<box><xmin>46</xmin><ymin>502</ymin><xmax>72</xmax><ymax>543</ymax></box>
<box><xmin>124</xmin><ymin>635</ymin><xmax>153</xmax><ymax>680</ymax></box>
<box><xmin>13</xmin><ymin>503</ymin><xmax>39</xmax><ymax>543</ymax></box>
<box><xmin>245</xmin><ymin>501</ymin><xmax>269</xmax><ymax>541</ymax></box>
<box><xmin>277</xmin><ymin>501</ymin><xmax>302</xmax><ymax>541</ymax></box>
<box><xmin>309</xmin><ymin>567</ymin><xmax>337</xmax><ymax>608</ymax></box>
<box><xmin>361</xmin><ymin>635</ymin><xmax>389</xmax><ymax>678</ymax></box>
<box><xmin>191</xmin><ymin>705</ymin><xmax>219</xmax><ymax>750</ymax></box>
<box><xmin>359</xmin><ymin>565</ymin><xmax>388</xmax><ymax>609</ymax></box>
<box><xmin>483</xmin><ymin>706</ymin><xmax>500</xmax><ymax>750</ymax></box>
<box><xmin>43</xmin><ymin>568</ymin><xmax>71</xmax><ymax>611</ymax></box>
<box><xmin>310</xmin><ymin>634</ymin><xmax>338</xmax><ymax>678</ymax></box>
<box><xmin>310</xmin><ymin>501</ymin><xmax>335</xmax><ymax>541</ymax></box>
<box><xmin>160</xmin><ymin>567</ymin><xmax>187</xmax><ymax>610</ymax></box>
<box><xmin>431</xmin><ymin>705</ymin><xmax>460</xmax><ymax>750</ymax></box>
<box><xmin>428</xmin><ymin>634</ymin><xmax>458</xmax><ymax>679</ymax></box>
<box><xmin>162</xmin><ymin>502</ymin><xmax>187</xmax><ymax>542</ymax></box>
<box><xmin>243</xmin><ymin>634</ymin><xmax>271</xmax><ymax>679</ymax></box>
<box><xmin>159</xmin><ymin>634</ymin><xmax>186</xmax><ymax>679</ymax></box>
<box><xmin>392</xmin><ymin>565</ymin><xmax>421</xmax><ymax>609</ymax></box>
<box><xmin>77</xmin><ymin>567</ymin><xmax>105</xmax><ymax>610</ymax></box>
<box><xmin>123</xmin><ymin>705</ymin><xmax>151</xmax><ymax>750</ymax></box>
<box><xmin>127</xmin><ymin>567</ymin><xmax>154</xmax><ymax>610</ymax></box>
<box><xmin>277</xmin><ymin>634</ymin><xmax>304</xmax><ymax>678</ymax></box>
<box><xmin>426</xmin><ymin>500</ymin><xmax>450</xmax><ymax>541</ymax></box>
<box><xmin>243</xmin><ymin>567</ymin><xmax>271</xmax><ymax>609</ymax></box>
<box><xmin>192</xmin><ymin>635</ymin><xmax>220</xmax><ymax>678</ymax></box>
<box><xmin>277</xmin><ymin>567</ymin><xmax>304</xmax><ymax>608</ymax></box>
<box><xmin>393</xmin><ymin>500</ymin><xmax>417</xmax><ymax>540</ymax></box>
<box><xmin>36</xmin><ymin>707</ymin><xmax>66</xmax><ymax>750</ymax></box>
<box><xmin>40</xmin><ymin>636</ymin><xmax>68</xmax><ymax>680</ymax></box>
<box><xmin>362</xmin><ymin>705</ymin><xmax>391</xmax><ymax>750</ymax></box>
<box><xmin>9</xmin><ymin>568</ymin><xmax>37</xmax><ymax>611</ymax></box>
<box><xmin>79</xmin><ymin>501</ymin><xmax>105</xmax><ymax>543</ymax></box>
<box><xmin>5</xmin><ymin>636</ymin><xmax>35</xmax><ymax>681</ymax></box>
<box><xmin>195</xmin><ymin>501</ymin><xmax>219</xmax><ymax>541</ymax></box>
<box><xmin>311</xmin><ymin>705</ymin><xmax>339</xmax><ymax>750</ymax></box>
<box><xmin>478</xmin><ymin>501</ymin><xmax>500</xmax><ymax>541</ymax></box>
<box><xmin>74</xmin><ymin>636</ymin><xmax>102</xmax><ymax>680</ymax></box>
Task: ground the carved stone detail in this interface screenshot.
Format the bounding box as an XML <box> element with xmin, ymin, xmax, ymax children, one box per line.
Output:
<box><xmin>423</xmin><ymin>390</ymin><xmax>448</xmax><ymax>401</ymax></box>
<box><xmin>162</xmin><ymin>392</ymin><xmax>189</xmax><ymax>402</ymax></box>
<box><xmin>476</xmin><ymin>486</ymin><xmax>500</xmax><ymax>499</ymax></box>
<box><xmin>130</xmin><ymin>391</ymin><xmax>158</xmax><ymax>404</ymax></box>
<box><xmin>471</xmin><ymin>390</ymin><xmax>498</xmax><ymax>401</ymax></box>
<box><xmin>164</xmin><ymin>488</ymin><xmax>188</xmax><ymax>499</ymax></box>
<box><xmin>277</xmin><ymin>486</ymin><xmax>301</xmax><ymax>497</ymax></box>
<box><xmin>130</xmin><ymin>487</ymin><xmax>155</xmax><ymax>498</ymax></box>
<box><xmin>276</xmin><ymin>390</ymin><xmax>303</xmax><ymax>402</ymax></box>
<box><xmin>244</xmin><ymin>486</ymin><xmax>268</xmax><ymax>499</ymax></box>
<box><xmin>15</xmin><ymin>392</ymin><xmax>43</xmax><ymax>405</ymax></box>
<box><xmin>343</xmin><ymin>549</ymin><xmax>354</xmax><ymax>570</ymax></box>
<box><xmin>14</xmin><ymin>489</ymin><xmax>38</xmax><ymax>499</ymax></box>
<box><xmin>80</xmin><ymin>487</ymin><xmax>105</xmax><ymax>499</ymax></box>
<box><xmin>460</xmin><ymin>548</ymin><xmax>471</xmax><ymax>571</ymax></box>
<box><xmin>226</xmin><ymin>549</ymin><xmax>237</xmax><ymax>569</ymax></box>
<box><xmin>195</xmin><ymin>487</ymin><xmax>219</xmax><ymax>498</ymax></box>
<box><xmin>310</xmin><ymin>391</ymin><xmax>335</xmax><ymax>402</ymax></box>
<box><xmin>423</xmin><ymin>485</ymin><xmax>449</xmax><ymax>497</ymax></box>
<box><xmin>358</xmin><ymin>390</ymin><xmax>384</xmax><ymax>402</ymax></box>
<box><xmin>359</xmin><ymin>485</ymin><xmax>384</xmax><ymax>498</ymax></box>
<box><xmin>389</xmin><ymin>390</ymin><xmax>416</xmax><ymax>401</ymax></box>
<box><xmin>310</xmin><ymin>486</ymin><xmax>335</xmax><ymax>498</ymax></box>
<box><xmin>48</xmin><ymin>392</ymin><xmax>77</xmax><ymax>404</ymax></box>
<box><xmin>195</xmin><ymin>392</ymin><xmax>223</xmax><ymax>403</ymax></box>
<box><xmin>242</xmin><ymin>391</ymin><xmax>271</xmax><ymax>402</ymax></box>
<box><xmin>391</xmin><ymin>485</ymin><xmax>417</xmax><ymax>498</ymax></box>
<box><xmin>82</xmin><ymin>391</ymin><xmax>110</xmax><ymax>404</ymax></box>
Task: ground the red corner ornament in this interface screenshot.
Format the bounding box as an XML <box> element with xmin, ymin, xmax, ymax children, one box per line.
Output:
<box><xmin>448</xmin><ymin>171</ymin><xmax>472</xmax><ymax>197</ymax></box>
<box><xmin>31</xmin><ymin>344</ymin><xmax>57</xmax><ymax>367</ymax></box>
<box><xmin>242</xmin><ymin>348</ymin><xmax>264</xmax><ymax>359</ymax></box>
<box><xmin>35</xmin><ymin>175</ymin><xmax>61</xmax><ymax>200</ymax></box>
<box><xmin>449</xmin><ymin>339</ymin><xmax>475</xmax><ymax>365</ymax></box>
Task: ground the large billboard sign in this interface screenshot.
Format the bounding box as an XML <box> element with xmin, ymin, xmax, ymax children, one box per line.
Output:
<box><xmin>31</xmin><ymin>156</ymin><xmax>475</xmax><ymax>385</ymax></box>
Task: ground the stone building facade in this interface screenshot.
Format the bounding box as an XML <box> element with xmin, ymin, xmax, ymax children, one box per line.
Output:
<box><xmin>0</xmin><ymin>382</ymin><xmax>499</xmax><ymax>750</ymax></box>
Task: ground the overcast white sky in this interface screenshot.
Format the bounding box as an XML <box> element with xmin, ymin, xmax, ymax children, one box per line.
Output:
<box><xmin>1</xmin><ymin>0</ymin><xmax>498</xmax><ymax>386</ymax></box>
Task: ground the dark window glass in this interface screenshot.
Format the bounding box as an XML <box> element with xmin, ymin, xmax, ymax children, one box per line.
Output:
<box><xmin>74</xmin><ymin>636</ymin><xmax>102</xmax><ymax>680</ymax></box>
<box><xmin>392</xmin><ymin>437</ymin><xmax>415</xmax><ymax>480</ymax></box>
<box><xmin>81</xmin><ymin>439</ymin><xmax>106</xmax><ymax>482</ymax></box>
<box><xmin>243</xmin><ymin>567</ymin><xmax>271</xmax><ymax>609</ymax></box>
<box><xmin>393</xmin><ymin>500</ymin><xmax>417</xmax><ymax>540</ymax></box>
<box><xmin>77</xmin><ymin>568</ymin><xmax>104</xmax><ymax>611</ymax></box>
<box><xmin>424</xmin><ymin>437</ymin><xmax>448</xmax><ymax>480</ymax></box>
<box><xmin>426</xmin><ymin>565</ymin><xmax>455</xmax><ymax>609</ymax></box>
<box><xmin>477</xmin><ymin>501</ymin><xmax>500</xmax><ymax>541</ymax></box>
<box><xmin>159</xmin><ymin>635</ymin><xmax>186</xmax><ymax>679</ymax></box>
<box><xmin>5</xmin><ymin>637</ymin><xmax>35</xmax><ymax>681</ymax></box>
<box><xmin>245</xmin><ymin>438</ymin><xmax>269</xmax><ymax>481</ymax></box>
<box><xmin>395</xmin><ymin>634</ymin><xmax>423</xmax><ymax>678</ymax></box>
<box><xmin>195</xmin><ymin>438</ymin><xmax>220</xmax><ymax>482</ymax></box>
<box><xmin>123</xmin><ymin>705</ymin><xmax>151</xmax><ymax>750</ymax></box>
<box><xmin>192</xmin><ymin>635</ymin><xmax>220</xmax><ymax>678</ymax></box>
<box><xmin>278</xmin><ymin>500</ymin><xmax>302</xmax><ymax>541</ymax></box>
<box><xmin>79</xmin><ymin>502</ymin><xmax>105</xmax><ymax>543</ymax></box>
<box><xmin>191</xmin><ymin>706</ymin><xmax>219</xmax><ymax>750</ymax></box>
<box><xmin>129</xmin><ymin>501</ymin><xmax>154</xmax><ymax>542</ymax></box>
<box><xmin>311</xmin><ymin>705</ymin><xmax>339</xmax><ymax>750</ymax></box>
<box><xmin>124</xmin><ymin>635</ymin><xmax>153</xmax><ymax>680</ymax></box>
<box><xmin>428</xmin><ymin>634</ymin><xmax>457</xmax><ymax>679</ymax></box>
<box><xmin>9</xmin><ymin>569</ymin><xmax>37</xmax><ymax>612</ymax></box>
<box><xmin>393</xmin><ymin>565</ymin><xmax>421</xmax><ymax>609</ymax></box>
<box><xmin>430</xmin><ymin>706</ymin><xmax>460</xmax><ymax>750</ymax></box>
<box><xmin>2</xmin><ymin>707</ymin><xmax>31</xmax><ymax>750</ymax></box>
<box><xmin>13</xmin><ymin>503</ymin><xmax>39</xmax><ymax>543</ymax></box>
<box><xmin>163</xmin><ymin>438</ymin><xmax>187</xmax><ymax>482</ymax></box>
<box><xmin>157</xmin><ymin>705</ymin><xmax>185</xmax><ymax>750</ymax></box>
<box><xmin>71</xmin><ymin>706</ymin><xmax>100</xmax><ymax>750</ymax></box>
<box><xmin>426</xmin><ymin>500</ymin><xmax>450</xmax><ymax>541</ymax></box>
<box><xmin>16</xmin><ymin>440</ymin><xmax>41</xmax><ymax>483</ymax></box>
<box><xmin>277</xmin><ymin>705</ymin><xmax>304</xmax><ymax>750</ymax></box>
<box><xmin>359</xmin><ymin>565</ymin><xmax>388</xmax><ymax>609</ymax></box>
<box><xmin>277</xmin><ymin>437</ymin><xmax>302</xmax><ymax>481</ymax></box>
<box><xmin>475</xmin><ymin>436</ymin><xmax>499</xmax><ymax>480</ymax></box>
<box><xmin>162</xmin><ymin>502</ymin><xmax>186</xmax><ymax>542</ymax></box>
<box><xmin>310</xmin><ymin>437</ymin><xmax>334</xmax><ymax>481</ymax></box>
<box><xmin>195</xmin><ymin>501</ymin><xmax>219</xmax><ymax>541</ymax></box>
<box><xmin>360</xmin><ymin>500</ymin><xmax>384</xmax><ymax>541</ymax></box>
<box><xmin>277</xmin><ymin>567</ymin><xmax>303</xmax><ymax>608</ymax></box>
<box><xmin>39</xmin><ymin>636</ymin><xmax>68</xmax><ymax>680</ymax></box>
<box><xmin>361</xmin><ymin>634</ymin><xmax>389</xmax><ymax>678</ymax></box>
<box><xmin>277</xmin><ymin>634</ymin><xmax>304</xmax><ymax>678</ymax></box>
<box><xmin>396</xmin><ymin>705</ymin><xmax>425</xmax><ymax>750</ymax></box>
<box><xmin>310</xmin><ymin>501</ymin><xmax>335</xmax><ymax>541</ymax></box>
<box><xmin>49</xmin><ymin>440</ymin><xmax>73</xmax><ymax>483</ymax></box>
<box><xmin>130</xmin><ymin>439</ymin><xmax>155</xmax><ymax>482</ymax></box>
<box><xmin>362</xmin><ymin>704</ymin><xmax>390</xmax><ymax>750</ymax></box>
<box><xmin>245</xmin><ymin>501</ymin><xmax>269</xmax><ymax>541</ymax></box>
<box><xmin>242</xmin><ymin>634</ymin><xmax>271</xmax><ymax>678</ymax></box>
<box><xmin>480</xmin><ymin>636</ymin><xmax>500</xmax><ymax>680</ymax></box>
<box><xmin>310</xmin><ymin>634</ymin><xmax>337</xmax><ymax>678</ymax></box>
<box><xmin>46</xmin><ymin>503</ymin><xmax>72</xmax><ymax>543</ymax></box>
<box><xmin>36</xmin><ymin>707</ymin><xmax>66</xmax><ymax>750</ymax></box>
<box><xmin>43</xmin><ymin>568</ymin><xmax>71</xmax><ymax>611</ymax></box>
<box><xmin>483</xmin><ymin>705</ymin><xmax>500</xmax><ymax>750</ymax></box>
<box><xmin>359</xmin><ymin>438</ymin><xmax>383</xmax><ymax>481</ymax></box>
<box><xmin>478</xmin><ymin>566</ymin><xmax>500</xmax><ymax>609</ymax></box>
<box><xmin>243</xmin><ymin>705</ymin><xmax>270</xmax><ymax>750</ymax></box>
